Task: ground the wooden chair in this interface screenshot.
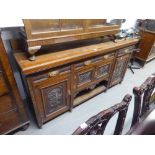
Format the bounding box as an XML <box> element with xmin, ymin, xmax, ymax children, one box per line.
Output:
<box><xmin>73</xmin><ymin>94</ymin><xmax>132</xmax><ymax>135</ymax></box>
<box><xmin>127</xmin><ymin>73</ymin><xmax>155</xmax><ymax>135</ymax></box>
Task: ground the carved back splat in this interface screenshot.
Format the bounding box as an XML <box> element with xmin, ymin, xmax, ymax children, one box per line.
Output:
<box><xmin>131</xmin><ymin>74</ymin><xmax>155</xmax><ymax>127</ymax></box>
<box><xmin>73</xmin><ymin>94</ymin><xmax>132</xmax><ymax>135</ymax></box>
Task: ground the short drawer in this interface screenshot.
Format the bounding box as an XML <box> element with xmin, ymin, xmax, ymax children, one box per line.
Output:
<box><xmin>74</xmin><ymin>52</ymin><xmax>115</xmax><ymax>70</ymax></box>
<box><xmin>118</xmin><ymin>45</ymin><xmax>135</xmax><ymax>56</ymax></box>
<box><xmin>31</xmin><ymin>65</ymin><xmax>71</xmax><ymax>84</ymax></box>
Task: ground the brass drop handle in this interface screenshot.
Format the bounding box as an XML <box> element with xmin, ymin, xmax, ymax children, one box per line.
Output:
<box><xmin>48</xmin><ymin>70</ymin><xmax>59</xmax><ymax>77</ymax></box>
<box><xmin>104</xmin><ymin>55</ymin><xmax>109</xmax><ymax>59</ymax></box>
<box><xmin>125</xmin><ymin>49</ymin><xmax>129</xmax><ymax>53</ymax></box>
<box><xmin>84</xmin><ymin>60</ymin><xmax>91</xmax><ymax>66</ymax></box>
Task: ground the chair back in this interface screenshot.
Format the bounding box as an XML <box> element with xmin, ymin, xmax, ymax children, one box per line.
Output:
<box><xmin>73</xmin><ymin>94</ymin><xmax>132</xmax><ymax>135</ymax></box>
<box><xmin>131</xmin><ymin>74</ymin><xmax>155</xmax><ymax>127</ymax></box>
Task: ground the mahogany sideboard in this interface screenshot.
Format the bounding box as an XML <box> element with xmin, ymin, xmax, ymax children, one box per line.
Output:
<box><xmin>0</xmin><ymin>32</ymin><xmax>29</xmax><ymax>134</ymax></box>
<box><xmin>14</xmin><ymin>38</ymin><xmax>139</xmax><ymax>127</ymax></box>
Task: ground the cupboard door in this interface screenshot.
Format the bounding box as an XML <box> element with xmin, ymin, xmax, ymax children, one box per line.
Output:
<box><xmin>29</xmin><ymin>74</ymin><xmax>70</xmax><ymax>127</ymax></box>
<box><xmin>110</xmin><ymin>55</ymin><xmax>130</xmax><ymax>87</ymax></box>
<box><xmin>95</xmin><ymin>59</ymin><xmax>113</xmax><ymax>80</ymax></box>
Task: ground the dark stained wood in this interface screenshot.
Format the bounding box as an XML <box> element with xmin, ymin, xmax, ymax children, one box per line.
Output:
<box><xmin>136</xmin><ymin>29</ymin><xmax>155</xmax><ymax>66</ymax></box>
<box><xmin>131</xmin><ymin>74</ymin><xmax>155</xmax><ymax>127</ymax></box>
<box><xmin>127</xmin><ymin>73</ymin><xmax>155</xmax><ymax>135</ymax></box>
<box><xmin>0</xmin><ymin>32</ymin><xmax>29</xmax><ymax>134</ymax></box>
<box><xmin>72</xmin><ymin>94</ymin><xmax>132</xmax><ymax>135</ymax></box>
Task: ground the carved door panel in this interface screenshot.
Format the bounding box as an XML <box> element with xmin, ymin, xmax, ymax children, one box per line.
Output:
<box><xmin>30</xmin><ymin>74</ymin><xmax>70</xmax><ymax>127</ymax></box>
<box><xmin>95</xmin><ymin>59</ymin><xmax>113</xmax><ymax>80</ymax></box>
<box><xmin>74</xmin><ymin>66</ymin><xmax>95</xmax><ymax>90</ymax></box>
<box><xmin>110</xmin><ymin>55</ymin><xmax>130</xmax><ymax>87</ymax></box>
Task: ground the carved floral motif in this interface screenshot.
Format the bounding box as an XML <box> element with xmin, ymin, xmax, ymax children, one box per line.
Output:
<box><xmin>78</xmin><ymin>71</ymin><xmax>92</xmax><ymax>85</ymax></box>
<box><xmin>43</xmin><ymin>85</ymin><xmax>65</xmax><ymax>114</ymax></box>
<box><xmin>97</xmin><ymin>64</ymin><xmax>110</xmax><ymax>77</ymax></box>
<box><xmin>111</xmin><ymin>59</ymin><xmax>126</xmax><ymax>84</ymax></box>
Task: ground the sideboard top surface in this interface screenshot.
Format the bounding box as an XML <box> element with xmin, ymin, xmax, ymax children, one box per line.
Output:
<box><xmin>14</xmin><ymin>38</ymin><xmax>139</xmax><ymax>75</ymax></box>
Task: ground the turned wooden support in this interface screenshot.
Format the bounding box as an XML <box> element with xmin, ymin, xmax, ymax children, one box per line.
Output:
<box><xmin>107</xmin><ymin>35</ymin><xmax>117</xmax><ymax>43</ymax></box>
<box><xmin>28</xmin><ymin>46</ymin><xmax>41</xmax><ymax>61</ymax></box>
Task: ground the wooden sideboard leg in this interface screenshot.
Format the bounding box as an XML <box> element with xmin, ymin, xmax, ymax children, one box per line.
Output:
<box><xmin>28</xmin><ymin>46</ymin><xmax>41</xmax><ymax>61</ymax></box>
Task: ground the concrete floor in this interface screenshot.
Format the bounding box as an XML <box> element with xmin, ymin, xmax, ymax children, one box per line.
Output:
<box><xmin>15</xmin><ymin>60</ymin><xmax>155</xmax><ymax>135</ymax></box>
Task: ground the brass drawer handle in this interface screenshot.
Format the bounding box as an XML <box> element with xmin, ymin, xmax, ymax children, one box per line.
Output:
<box><xmin>48</xmin><ymin>71</ymin><xmax>59</xmax><ymax>77</ymax></box>
<box><xmin>125</xmin><ymin>49</ymin><xmax>129</xmax><ymax>53</ymax></box>
<box><xmin>104</xmin><ymin>55</ymin><xmax>109</xmax><ymax>59</ymax></box>
<box><xmin>84</xmin><ymin>60</ymin><xmax>91</xmax><ymax>66</ymax></box>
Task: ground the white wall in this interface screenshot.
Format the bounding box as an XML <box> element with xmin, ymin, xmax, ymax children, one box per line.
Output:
<box><xmin>107</xmin><ymin>19</ymin><xmax>137</xmax><ymax>29</ymax></box>
<box><xmin>121</xmin><ymin>19</ymin><xmax>137</xmax><ymax>29</ymax></box>
<box><xmin>0</xmin><ymin>19</ymin><xmax>23</xmax><ymax>27</ymax></box>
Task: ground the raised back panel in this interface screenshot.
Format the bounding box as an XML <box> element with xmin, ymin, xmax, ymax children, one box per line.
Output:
<box><xmin>86</xmin><ymin>19</ymin><xmax>107</xmax><ymax>28</ymax></box>
<box><xmin>29</xmin><ymin>19</ymin><xmax>60</xmax><ymax>34</ymax></box>
<box><xmin>61</xmin><ymin>19</ymin><xmax>83</xmax><ymax>30</ymax></box>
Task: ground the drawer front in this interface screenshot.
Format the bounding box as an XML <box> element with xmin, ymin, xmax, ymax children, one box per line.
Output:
<box><xmin>29</xmin><ymin>74</ymin><xmax>71</xmax><ymax>126</ymax></box>
<box><xmin>118</xmin><ymin>45</ymin><xmax>135</xmax><ymax>56</ymax></box>
<box><xmin>74</xmin><ymin>52</ymin><xmax>115</xmax><ymax>70</ymax></box>
<box><xmin>0</xmin><ymin>71</ymin><xmax>9</xmax><ymax>96</ymax></box>
<box><xmin>0</xmin><ymin>110</ymin><xmax>20</xmax><ymax>134</ymax></box>
<box><xmin>31</xmin><ymin>65</ymin><xmax>71</xmax><ymax>84</ymax></box>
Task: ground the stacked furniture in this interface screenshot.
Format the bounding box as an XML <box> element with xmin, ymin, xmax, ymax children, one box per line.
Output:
<box><xmin>14</xmin><ymin>19</ymin><xmax>139</xmax><ymax>127</ymax></box>
<box><xmin>0</xmin><ymin>31</ymin><xmax>29</xmax><ymax>134</ymax></box>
